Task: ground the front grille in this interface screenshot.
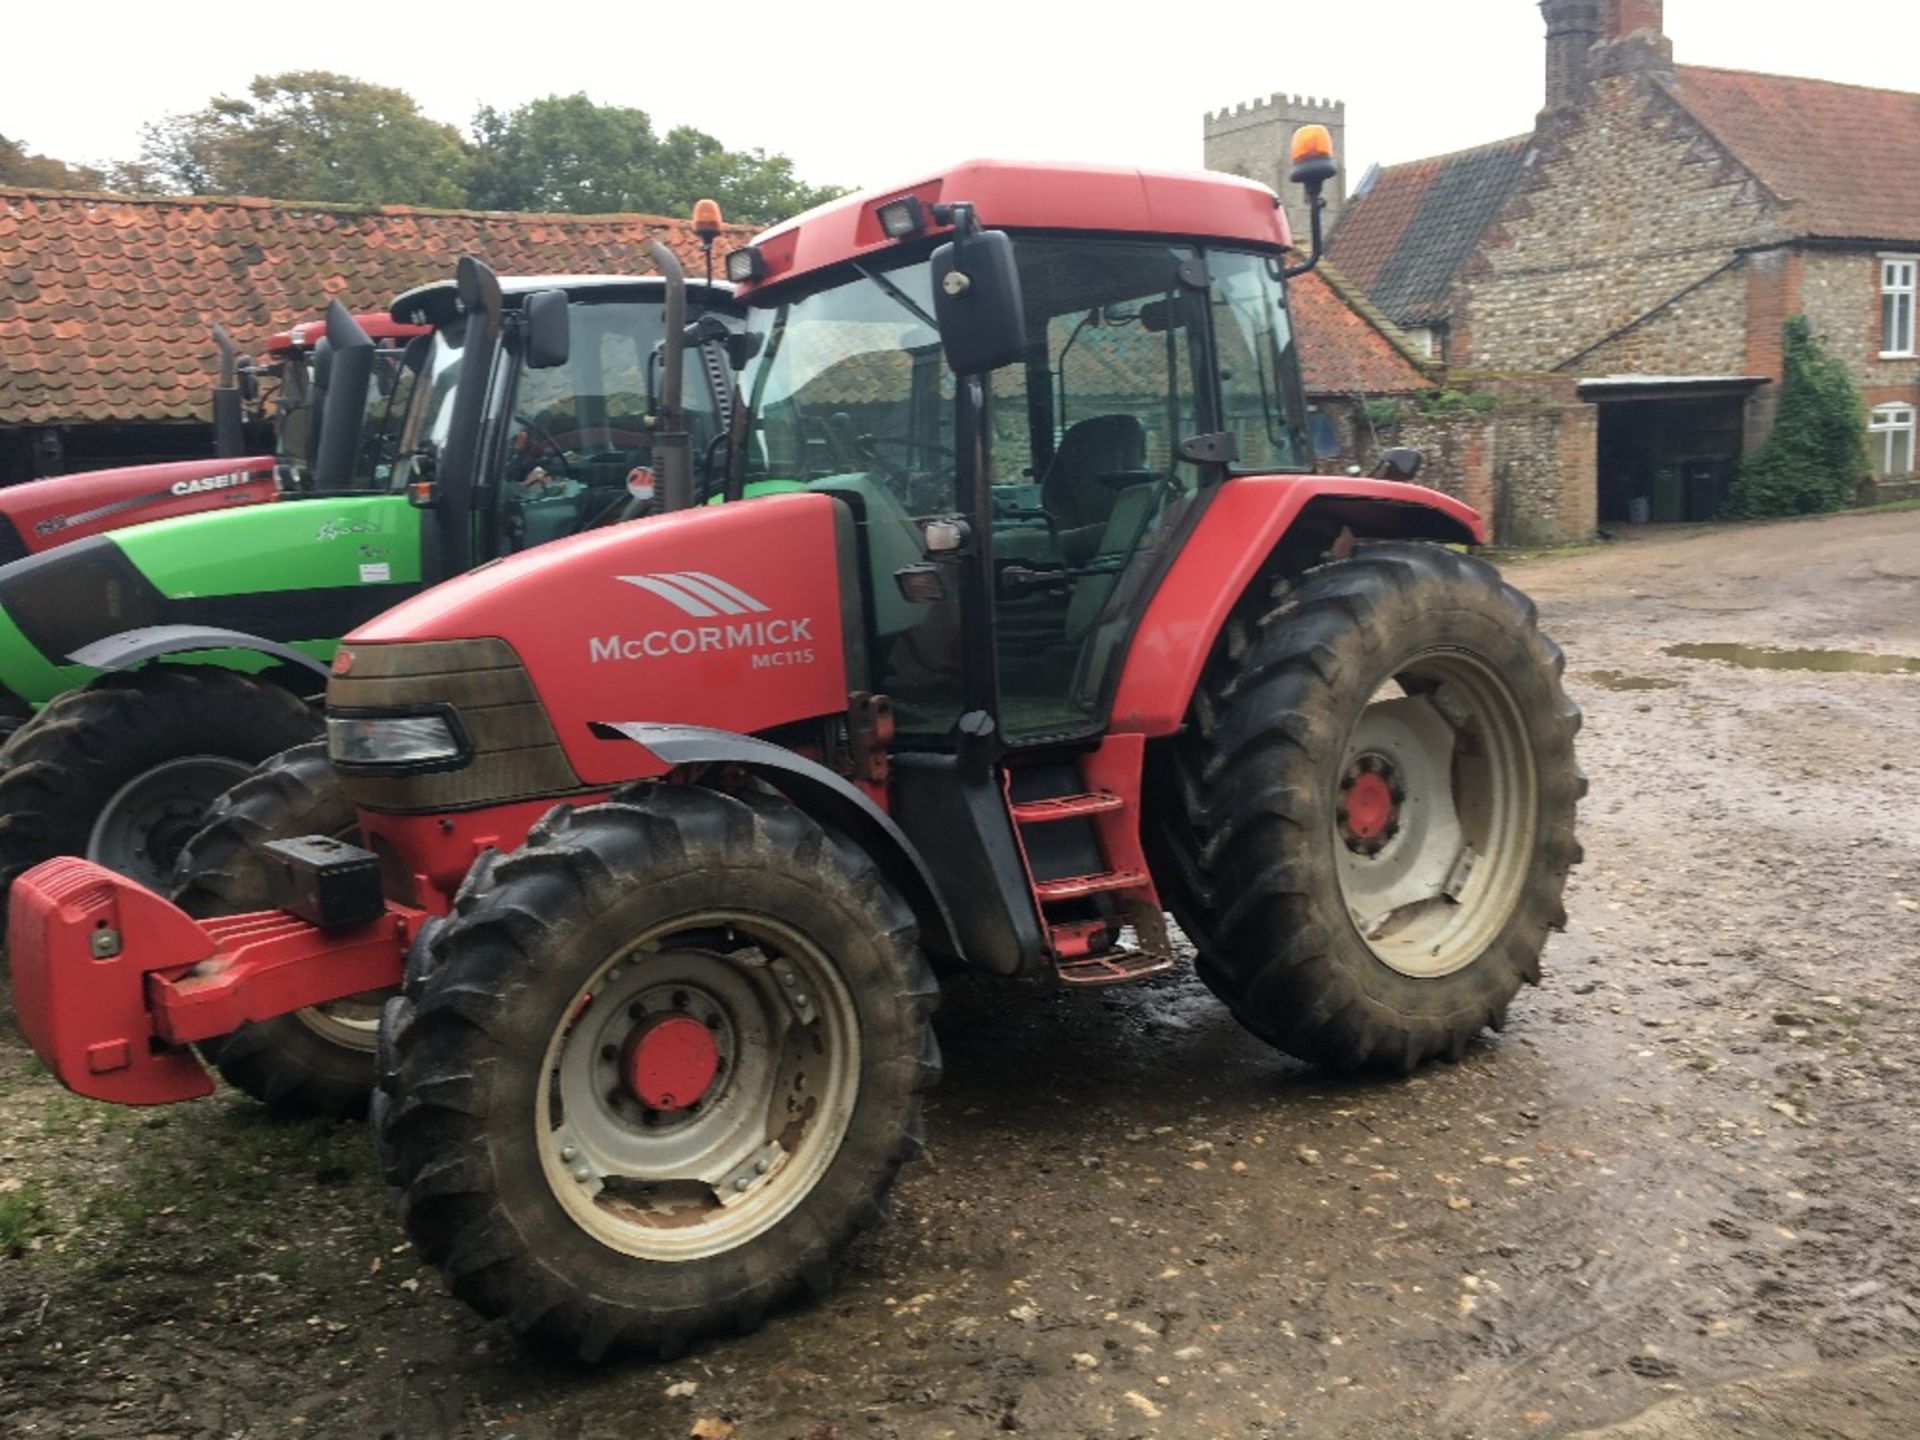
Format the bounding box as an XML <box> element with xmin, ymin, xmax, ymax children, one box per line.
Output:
<box><xmin>327</xmin><ymin>637</ymin><xmax>582</xmax><ymax>813</ymax></box>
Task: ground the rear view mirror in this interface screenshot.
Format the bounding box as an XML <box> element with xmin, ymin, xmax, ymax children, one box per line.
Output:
<box><xmin>932</xmin><ymin>228</ymin><xmax>1025</xmax><ymax>376</ymax></box>
<box><xmin>523</xmin><ymin>289</ymin><xmax>570</xmax><ymax>370</ymax></box>
<box><xmin>1374</xmin><ymin>446</ymin><xmax>1423</xmax><ymax>482</ymax></box>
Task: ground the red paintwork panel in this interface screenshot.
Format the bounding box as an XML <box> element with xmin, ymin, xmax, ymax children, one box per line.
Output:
<box><xmin>7</xmin><ymin>855</ymin><xmax>420</xmax><ymax>1106</ymax></box>
<box><xmin>8</xmin><ymin>857</ymin><xmax>221</xmax><ymax>1105</ymax></box>
<box><xmin>0</xmin><ymin>453</ymin><xmax>278</xmax><ymax>553</ymax></box>
<box><xmin>347</xmin><ymin>492</ymin><xmax>851</xmax><ymax>787</ymax></box>
<box><xmin>1108</xmin><ymin>476</ymin><xmax>1486</xmax><ymax>737</ymax></box>
<box><xmin>740</xmin><ymin>160</ymin><xmax>1290</xmax><ymax>296</ymax></box>
<box><xmin>265</xmin><ymin>314</ymin><xmax>429</xmax><ymax>355</ymax></box>
<box><xmin>363</xmin><ymin>795</ymin><xmax>610</xmax><ymax>911</ymax></box>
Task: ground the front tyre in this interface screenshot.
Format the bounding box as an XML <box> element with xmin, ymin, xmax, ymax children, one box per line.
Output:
<box><xmin>171</xmin><ymin>742</ymin><xmax>384</xmax><ymax>1118</ymax></box>
<box><xmin>1149</xmin><ymin>542</ymin><xmax>1582</xmax><ymax>1072</ymax></box>
<box><xmin>380</xmin><ymin>786</ymin><xmax>940</xmax><ymax>1360</ymax></box>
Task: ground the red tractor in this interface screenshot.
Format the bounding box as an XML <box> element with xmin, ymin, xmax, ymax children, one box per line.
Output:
<box><xmin>9</xmin><ymin>137</ymin><xmax>1582</xmax><ymax>1359</ymax></box>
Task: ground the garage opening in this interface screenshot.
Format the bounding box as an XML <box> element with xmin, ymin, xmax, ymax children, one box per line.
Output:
<box><xmin>1578</xmin><ymin>376</ymin><xmax>1768</xmax><ymax>525</ymax></box>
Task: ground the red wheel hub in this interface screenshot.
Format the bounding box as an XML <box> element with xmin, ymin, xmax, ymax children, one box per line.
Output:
<box><xmin>1344</xmin><ymin>771</ymin><xmax>1395</xmax><ymax>840</ymax></box>
<box><xmin>625</xmin><ymin>1014</ymin><xmax>720</xmax><ymax>1111</ymax></box>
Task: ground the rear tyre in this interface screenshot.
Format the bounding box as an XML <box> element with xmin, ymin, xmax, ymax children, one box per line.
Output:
<box><xmin>171</xmin><ymin>741</ymin><xmax>382</xmax><ymax>1118</ymax></box>
<box><xmin>0</xmin><ymin>667</ymin><xmax>318</xmax><ymax>896</ymax></box>
<box><xmin>378</xmin><ymin>785</ymin><xmax>940</xmax><ymax>1360</ymax></box>
<box><xmin>1147</xmin><ymin>542</ymin><xmax>1582</xmax><ymax>1073</ymax></box>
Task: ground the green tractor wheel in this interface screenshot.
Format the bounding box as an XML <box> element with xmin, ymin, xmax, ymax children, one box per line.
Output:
<box><xmin>0</xmin><ymin>667</ymin><xmax>320</xmax><ymax>898</ymax></box>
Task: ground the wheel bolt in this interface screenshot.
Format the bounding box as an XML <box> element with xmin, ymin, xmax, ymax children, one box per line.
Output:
<box><xmin>793</xmin><ymin>993</ymin><xmax>810</xmax><ymax>1008</ymax></box>
<box><xmin>571</xmin><ymin>1164</ymin><xmax>591</xmax><ymax>1182</ymax></box>
<box><xmin>1336</xmin><ymin>806</ymin><xmax>1350</xmax><ymax>825</ymax></box>
<box><xmin>781</xmin><ymin>972</ymin><xmax>798</xmax><ymax>989</ymax></box>
<box><xmin>561</xmin><ymin>1144</ymin><xmax>577</xmax><ymax>1161</ymax></box>
<box><xmin>1389</xmin><ymin>787</ymin><xmax>1407</xmax><ymax>804</ymax></box>
<box><xmin>1339</xmin><ymin>775</ymin><xmax>1355</xmax><ymax>791</ymax></box>
<box><xmin>733</xmin><ymin>1176</ymin><xmax>751</xmax><ymax>1192</ymax></box>
<box><xmin>754</xmin><ymin>1159</ymin><xmax>770</xmax><ymax>1176</ymax></box>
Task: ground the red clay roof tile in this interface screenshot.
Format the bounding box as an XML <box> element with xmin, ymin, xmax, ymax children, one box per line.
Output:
<box><xmin>0</xmin><ymin>188</ymin><xmax>754</xmax><ymax>426</ymax></box>
<box><xmin>1669</xmin><ymin>66</ymin><xmax>1920</xmax><ymax>243</ymax></box>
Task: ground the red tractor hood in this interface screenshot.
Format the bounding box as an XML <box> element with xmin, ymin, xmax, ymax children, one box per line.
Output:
<box><xmin>0</xmin><ymin>454</ymin><xmax>278</xmax><ymax>559</ymax></box>
<box><xmin>342</xmin><ymin>492</ymin><xmax>857</xmax><ymax>787</ymax></box>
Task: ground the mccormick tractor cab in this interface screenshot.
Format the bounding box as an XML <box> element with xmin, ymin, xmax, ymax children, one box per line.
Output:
<box><xmin>0</xmin><ymin>256</ymin><xmax>738</xmax><ymax>896</ymax></box>
<box><xmin>10</xmin><ymin>146</ymin><xmax>1582</xmax><ymax>1359</ymax></box>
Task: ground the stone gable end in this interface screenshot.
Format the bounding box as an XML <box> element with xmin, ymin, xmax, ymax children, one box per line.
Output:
<box><xmin>1457</xmin><ymin>72</ymin><xmax>1787</xmax><ymax>372</ymax></box>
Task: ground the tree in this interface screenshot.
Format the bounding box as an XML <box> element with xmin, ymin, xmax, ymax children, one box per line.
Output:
<box><xmin>128</xmin><ymin>72</ymin><xmax>470</xmax><ymax>207</ymax></box>
<box><xmin>468</xmin><ymin>93</ymin><xmax>842</xmax><ymax>224</ymax></box>
<box><xmin>0</xmin><ymin>133</ymin><xmax>102</xmax><ymax>190</ymax></box>
<box><xmin>1723</xmin><ymin>316</ymin><xmax>1869</xmax><ymax>518</ymax></box>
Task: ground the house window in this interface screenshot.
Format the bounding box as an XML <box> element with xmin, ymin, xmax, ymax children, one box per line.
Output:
<box><xmin>1882</xmin><ymin>257</ymin><xmax>1917</xmax><ymax>357</ymax></box>
<box><xmin>1870</xmin><ymin>404</ymin><xmax>1916</xmax><ymax>476</ymax></box>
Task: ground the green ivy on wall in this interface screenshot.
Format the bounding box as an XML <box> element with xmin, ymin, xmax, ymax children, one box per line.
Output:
<box><xmin>1724</xmin><ymin>317</ymin><xmax>1868</xmax><ymax>518</ymax></box>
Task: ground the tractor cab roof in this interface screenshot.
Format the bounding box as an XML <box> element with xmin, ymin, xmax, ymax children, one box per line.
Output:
<box><xmin>266</xmin><ymin>314</ymin><xmax>429</xmax><ymax>355</ymax></box>
<box><xmin>388</xmin><ymin>273</ymin><xmax>738</xmax><ymax>329</ymax></box>
<box><xmin>737</xmin><ymin>158</ymin><xmax>1291</xmax><ymax>298</ymax></box>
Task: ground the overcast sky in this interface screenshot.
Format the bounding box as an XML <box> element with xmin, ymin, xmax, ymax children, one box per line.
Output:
<box><xmin>6</xmin><ymin>0</ymin><xmax>1911</xmax><ymax>205</ymax></box>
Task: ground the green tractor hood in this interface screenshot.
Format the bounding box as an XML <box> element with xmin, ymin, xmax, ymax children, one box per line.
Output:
<box><xmin>0</xmin><ymin>494</ymin><xmax>422</xmax><ymax>708</ymax></box>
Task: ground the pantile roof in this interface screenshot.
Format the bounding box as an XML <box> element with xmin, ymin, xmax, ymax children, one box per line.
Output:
<box><xmin>1667</xmin><ymin>66</ymin><xmax>1920</xmax><ymax>243</ymax></box>
<box><xmin>1291</xmin><ymin>264</ymin><xmax>1434</xmax><ymax>397</ymax></box>
<box><xmin>0</xmin><ymin>188</ymin><xmax>749</xmax><ymax>426</ymax></box>
<box><xmin>1327</xmin><ymin>137</ymin><xmax>1532</xmax><ymax>329</ymax></box>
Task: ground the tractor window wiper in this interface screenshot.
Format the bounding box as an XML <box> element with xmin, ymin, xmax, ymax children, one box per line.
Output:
<box><xmin>853</xmin><ymin>262</ymin><xmax>938</xmax><ymax>332</ymax></box>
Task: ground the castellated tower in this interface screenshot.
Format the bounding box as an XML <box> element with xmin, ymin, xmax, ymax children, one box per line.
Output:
<box><xmin>1203</xmin><ymin>93</ymin><xmax>1347</xmax><ymax>246</ymax></box>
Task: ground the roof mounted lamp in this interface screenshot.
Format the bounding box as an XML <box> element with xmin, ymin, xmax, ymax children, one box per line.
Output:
<box><xmin>692</xmin><ymin>198</ymin><xmax>724</xmax><ymax>296</ymax></box>
<box><xmin>1285</xmin><ymin>123</ymin><xmax>1339</xmax><ymax>278</ymax></box>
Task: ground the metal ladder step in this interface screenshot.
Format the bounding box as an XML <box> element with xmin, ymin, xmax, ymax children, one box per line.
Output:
<box><xmin>1010</xmin><ymin>790</ymin><xmax>1126</xmax><ymax>824</ymax></box>
<box><xmin>1055</xmin><ymin>948</ymin><xmax>1177</xmax><ymax>988</ymax></box>
<box><xmin>1031</xmin><ymin>867</ymin><xmax>1151</xmax><ymax>903</ymax></box>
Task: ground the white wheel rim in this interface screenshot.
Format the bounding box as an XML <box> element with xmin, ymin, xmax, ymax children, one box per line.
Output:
<box><xmin>536</xmin><ymin>911</ymin><xmax>861</xmax><ymax>1262</ymax></box>
<box><xmin>1334</xmin><ymin>650</ymin><xmax>1537</xmax><ymax>979</ymax></box>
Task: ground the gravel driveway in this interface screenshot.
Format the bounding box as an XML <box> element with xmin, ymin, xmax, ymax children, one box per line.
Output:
<box><xmin>3</xmin><ymin>508</ymin><xmax>1917</xmax><ymax>1439</ymax></box>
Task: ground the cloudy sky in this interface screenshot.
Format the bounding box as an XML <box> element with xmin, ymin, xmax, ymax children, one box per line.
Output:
<box><xmin>6</xmin><ymin>0</ymin><xmax>1910</xmax><ymax>199</ymax></box>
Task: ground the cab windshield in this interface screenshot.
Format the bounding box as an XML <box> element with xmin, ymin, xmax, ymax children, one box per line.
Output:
<box><xmin>733</xmin><ymin>236</ymin><xmax>1309</xmax><ymax>742</ymax></box>
<box><xmin>389</xmin><ymin>319</ymin><xmax>466</xmax><ymax>493</ymax></box>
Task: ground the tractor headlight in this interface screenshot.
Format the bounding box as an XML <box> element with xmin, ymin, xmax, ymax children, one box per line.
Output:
<box><xmin>326</xmin><ymin>710</ymin><xmax>468</xmax><ymax>772</ymax></box>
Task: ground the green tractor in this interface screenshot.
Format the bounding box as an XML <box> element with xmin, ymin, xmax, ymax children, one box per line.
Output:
<box><xmin>0</xmin><ymin>250</ymin><xmax>738</xmax><ymax>897</ymax></box>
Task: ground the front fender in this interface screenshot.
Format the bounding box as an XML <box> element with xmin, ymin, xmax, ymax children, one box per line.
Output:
<box><xmin>595</xmin><ymin>722</ymin><xmax>964</xmax><ymax>964</ymax></box>
<box><xmin>1109</xmin><ymin>475</ymin><xmax>1484</xmax><ymax>736</ymax></box>
<box><xmin>68</xmin><ymin>624</ymin><xmax>333</xmax><ymax>679</ymax></box>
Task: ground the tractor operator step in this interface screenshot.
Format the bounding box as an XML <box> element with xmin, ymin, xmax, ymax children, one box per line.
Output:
<box><xmin>1055</xmin><ymin>946</ymin><xmax>1176</xmax><ymax>988</ymax></box>
<box><xmin>1010</xmin><ymin>790</ymin><xmax>1126</xmax><ymax>824</ymax></box>
<box><xmin>1031</xmin><ymin>867</ymin><xmax>1150</xmax><ymax>902</ymax></box>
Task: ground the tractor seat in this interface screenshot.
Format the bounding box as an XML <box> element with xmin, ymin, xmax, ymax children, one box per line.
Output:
<box><xmin>1041</xmin><ymin>414</ymin><xmax>1146</xmax><ymax>533</ymax></box>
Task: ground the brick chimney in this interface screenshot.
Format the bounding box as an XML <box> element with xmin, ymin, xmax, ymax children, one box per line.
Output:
<box><xmin>1541</xmin><ymin>0</ymin><xmax>1605</xmax><ymax>112</ymax></box>
<box><xmin>1541</xmin><ymin>0</ymin><xmax>1670</xmax><ymax>111</ymax></box>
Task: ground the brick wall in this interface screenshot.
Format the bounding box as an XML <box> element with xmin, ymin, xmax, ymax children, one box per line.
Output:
<box><xmin>1456</xmin><ymin>71</ymin><xmax>1787</xmax><ymax>373</ymax></box>
<box><xmin>1370</xmin><ymin>375</ymin><xmax>1598</xmax><ymax>547</ymax></box>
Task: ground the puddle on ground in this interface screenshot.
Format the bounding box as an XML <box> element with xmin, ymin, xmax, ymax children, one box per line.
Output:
<box><xmin>1574</xmin><ymin>670</ymin><xmax>1681</xmax><ymax>692</ymax></box>
<box><xmin>1662</xmin><ymin>642</ymin><xmax>1920</xmax><ymax>674</ymax></box>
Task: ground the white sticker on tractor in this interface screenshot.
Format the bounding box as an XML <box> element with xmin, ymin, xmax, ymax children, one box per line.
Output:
<box><xmin>360</xmin><ymin>562</ymin><xmax>391</xmax><ymax>583</ymax></box>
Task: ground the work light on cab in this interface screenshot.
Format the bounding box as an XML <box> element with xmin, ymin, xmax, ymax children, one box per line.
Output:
<box><xmin>725</xmin><ymin>246</ymin><xmax>766</xmax><ymax>284</ymax></box>
<box><xmin>876</xmin><ymin>196</ymin><xmax>928</xmax><ymax>238</ymax></box>
<box><xmin>326</xmin><ymin>711</ymin><xmax>465</xmax><ymax>769</ymax></box>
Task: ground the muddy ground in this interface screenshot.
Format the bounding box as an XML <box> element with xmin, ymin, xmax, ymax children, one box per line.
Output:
<box><xmin>3</xmin><ymin>508</ymin><xmax>1918</xmax><ymax>1440</ymax></box>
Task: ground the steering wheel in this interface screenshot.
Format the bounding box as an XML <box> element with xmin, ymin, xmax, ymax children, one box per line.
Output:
<box><xmin>512</xmin><ymin>412</ymin><xmax>580</xmax><ymax>480</ymax></box>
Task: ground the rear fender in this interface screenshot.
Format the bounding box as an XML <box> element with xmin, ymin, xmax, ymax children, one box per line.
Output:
<box><xmin>1109</xmin><ymin>475</ymin><xmax>1483</xmax><ymax>736</ymax></box>
<box><xmin>67</xmin><ymin>624</ymin><xmax>332</xmax><ymax>681</ymax></box>
<box><xmin>595</xmin><ymin>722</ymin><xmax>964</xmax><ymax>964</ymax></box>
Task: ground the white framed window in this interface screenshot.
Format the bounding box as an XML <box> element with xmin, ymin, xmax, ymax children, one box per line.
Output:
<box><xmin>1870</xmin><ymin>403</ymin><xmax>1915</xmax><ymax>476</ymax></box>
<box><xmin>1882</xmin><ymin>256</ymin><xmax>1917</xmax><ymax>358</ymax></box>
